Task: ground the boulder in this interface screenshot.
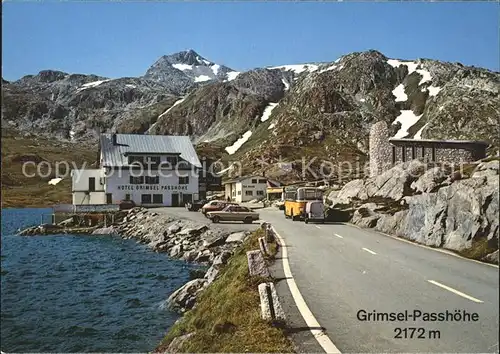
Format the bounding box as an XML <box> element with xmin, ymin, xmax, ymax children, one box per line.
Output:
<box><xmin>482</xmin><ymin>250</ymin><xmax>499</xmax><ymax>264</ymax></box>
<box><xmin>226</xmin><ymin>231</ymin><xmax>249</xmax><ymax>243</ymax></box>
<box><xmin>165</xmin><ymin>332</ymin><xmax>196</xmax><ymax>353</ymax></box>
<box><xmin>351</xmin><ymin>203</ymin><xmax>382</xmax><ymax>228</ymax></box>
<box><xmin>167</xmin><ymin>223</ymin><xmax>182</xmax><ymax>235</ymax></box>
<box><xmin>202</xmin><ymin>235</ymin><xmax>226</xmax><ymax>248</ymax></box>
<box><xmin>170</xmin><ymin>244</ymin><xmax>183</xmax><ymax>258</ymax></box>
<box><xmin>167</xmin><ymin>279</ymin><xmax>207</xmax><ymax>312</ymax></box>
<box><xmin>204</xmin><ymin>265</ymin><xmax>219</xmax><ymax>284</ymax></box>
<box><xmin>213</xmin><ymin>250</ymin><xmax>232</xmax><ymax>267</ymax></box>
<box><xmin>411</xmin><ymin>166</ymin><xmax>452</xmax><ymax>194</ymax></box>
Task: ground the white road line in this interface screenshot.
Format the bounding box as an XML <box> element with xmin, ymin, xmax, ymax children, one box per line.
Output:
<box><xmin>362</xmin><ymin>247</ymin><xmax>377</xmax><ymax>255</ymax></box>
<box><xmin>315</xmin><ymin>225</ymin><xmax>322</xmax><ymax>229</ymax></box>
<box><xmin>334</xmin><ymin>234</ymin><xmax>343</xmax><ymax>239</ymax></box>
<box><xmin>427</xmin><ymin>280</ymin><xmax>483</xmax><ymax>303</ymax></box>
<box><xmin>271</xmin><ymin>225</ymin><xmax>341</xmax><ymax>354</ymax></box>
<box><xmin>348</xmin><ymin>223</ymin><xmax>498</xmax><ymax>269</ymax></box>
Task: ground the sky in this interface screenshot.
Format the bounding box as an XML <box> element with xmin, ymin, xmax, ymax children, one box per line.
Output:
<box><xmin>2</xmin><ymin>1</ymin><xmax>498</xmax><ymax>81</ymax></box>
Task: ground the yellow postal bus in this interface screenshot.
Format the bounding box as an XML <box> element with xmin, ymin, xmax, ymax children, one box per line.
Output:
<box><xmin>284</xmin><ymin>186</ymin><xmax>324</xmax><ymax>221</ymax></box>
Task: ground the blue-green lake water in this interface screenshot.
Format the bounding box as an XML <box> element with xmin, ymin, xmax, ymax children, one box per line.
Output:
<box><xmin>1</xmin><ymin>208</ymin><xmax>196</xmax><ymax>352</ymax></box>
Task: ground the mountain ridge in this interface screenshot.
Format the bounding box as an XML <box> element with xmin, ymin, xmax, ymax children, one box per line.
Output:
<box><xmin>2</xmin><ymin>48</ymin><xmax>499</xmax><ymax>183</ymax></box>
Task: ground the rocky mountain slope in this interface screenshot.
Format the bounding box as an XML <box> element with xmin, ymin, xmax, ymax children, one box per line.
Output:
<box><xmin>1</xmin><ymin>50</ymin><xmax>237</xmax><ymax>141</ymax></box>
<box><xmin>2</xmin><ymin>49</ymin><xmax>499</xmax><ymax>183</ymax></box>
<box><xmin>327</xmin><ymin>158</ymin><xmax>499</xmax><ymax>263</ymax></box>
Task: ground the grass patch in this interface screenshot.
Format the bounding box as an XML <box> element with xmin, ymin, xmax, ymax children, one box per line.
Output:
<box><xmin>155</xmin><ymin>228</ymin><xmax>294</xmax><ymax>353</ymax></box>
<box><xmin>1</xmin><ymin>129</ymin><xmax>96</xmax><ymax>207</ymax></box>
<box><xmin>457</xmin><ymin>237</ymin><xmax>498</xmax><ymax>262</ymax></box>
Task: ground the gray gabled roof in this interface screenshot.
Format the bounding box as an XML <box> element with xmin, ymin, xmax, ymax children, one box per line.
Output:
<box><xmin>100</xmin><ymin>134</ymin><xmax>201</xmax><ymax>168</ymax></box>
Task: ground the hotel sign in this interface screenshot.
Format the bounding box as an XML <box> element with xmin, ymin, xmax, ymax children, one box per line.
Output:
<box><xmin>117</xmin><ymin>185</ymin><xmax>188</xmax><ymax>191</ymax></box>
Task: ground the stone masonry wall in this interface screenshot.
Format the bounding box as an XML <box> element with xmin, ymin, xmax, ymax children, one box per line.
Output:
<box><xmin>369</xmin><ymin>121</ymin><xmax>393</xmax><ymax>177</ymax></box>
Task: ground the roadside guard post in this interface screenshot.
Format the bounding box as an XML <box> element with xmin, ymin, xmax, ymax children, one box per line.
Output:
<box><xmin>258</xmin><ymin>282</ymin><xmax>286</xmax><ymax>323</ymax></box>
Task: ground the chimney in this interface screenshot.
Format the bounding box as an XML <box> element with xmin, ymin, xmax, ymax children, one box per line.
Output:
<box><xmin>112</xmin><ymin>133</ymin><xmax>117</xmax><ymax>146</ymax></box>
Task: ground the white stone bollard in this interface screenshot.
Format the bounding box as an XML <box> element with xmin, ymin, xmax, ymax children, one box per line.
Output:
<box><xmin>258</xmin><ymin>282</ymin><xmax>286</xmax><ymax>322</ymax></box>
<box><xmin>258</xmin><ymin>237</ymin><xmax>269</xmax><ymax>256</ymax></box>
<box><xmin>246</xmin><ymin>250</ymin><xmax>270</xmax><ymax>278</ymax></box>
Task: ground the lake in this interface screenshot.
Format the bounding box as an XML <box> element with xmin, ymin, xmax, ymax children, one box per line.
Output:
<box><xmin>1</xmin><ymin>208</ymin><xmax>197</xmax><ymax>352</ymax></box>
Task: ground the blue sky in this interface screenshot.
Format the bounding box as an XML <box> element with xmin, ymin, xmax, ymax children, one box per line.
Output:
<box><xmin>2</xmin><ymin>1</ymin><xmax>498</xmax><ymax>81</ymax></box>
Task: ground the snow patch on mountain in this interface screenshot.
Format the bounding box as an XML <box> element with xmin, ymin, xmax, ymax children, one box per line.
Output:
<box><xmin>319</xmin><ymin>64</ymin><xmax>337</xmax><ymax>74</ymax></box>
<box><xmin>392</xmin><ymin>84</ymin><xmax>408</xmax><ymax>102</ymax></box>
<box><xmin>194</xmin><ymin>75</ymin><xmax>212</xmax><ymax>83</ymax></box>
<box><xmin>260</xmin><ymin>103</ymin><xmax>278</xmax><ymax>122</ymax></box>
<box><xmin>282</xmin><ymin>79</ymin><xmax>290</xmax><ymax>91</ymax></box>
<box><xmin>269</xmin><ymin>64</ymin><xmax>319</xmax><ymax>74</ymax></box>
<box><xmin>226</xmin><ymin>71</ymin><xmax>240</xmax><ymax>81</ymax></box>
<box><xmin>211</xmin><ymin>64</ymin><xmax>220</xmax><ymax>76</ymax></box>
<box><xmin>414</xmin><ymin>123</ymin><xmax>429</xmax><ymax>139</ymax></box>
<box><xmin>160</xmin><ymin>97</ymin><xmax>186</xmax><ymax>117</ymax></box>
<box><xmin>392</xmin><ymin>110</ymin><xmax>423</xmax><ymax>138</ymax></box>
<box><xmin>172</xmin><ymin>63</ymin><xmax>193</xmax><ymax>71</ymax></box>
<box><xmin>77</xmin><ymin>79</ymin><xmax>110</xmax><ymax>92</ymax></box>
<box><xmin>417</xmin><ymin>68</ymin><xmax>432</xmax><ymax>85</ymax></box>
<box><xmin>427</xmin><ymin>86</ymin><xmax>442</xmax><ymax>97</ymax></box>
<box><xmin>225</xmin><ymin>130</ymin><xmax>252</xmax><ymax>155</ymax></box>
<box><xmin>387</xmin><ymin>59</ymin><xmax>418</xmax><ymax>75</ymax></box>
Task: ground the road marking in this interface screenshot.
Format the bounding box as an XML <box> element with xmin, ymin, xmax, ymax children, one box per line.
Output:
<box><xmin>315</xmin><ymin>225</ymin><xmax>322</xmax><ymax>229</ymax></box>
<box><xmin>362</xmin><ymin>247</ymin><xmax>377</xmax><ymax>255</ymax></box>
<box><xmin>427</xmin><ymin>280</ymin><xmax>483</xmax><ymax>303</ymax></box>
<box><xmin>348</xmin><ymin>223</ymin><xmax>498</xmax><ymax>269</ymax></box>
<box><xmin>271</xmin><ymin>225</ymin><xmax>341</xmax><ymax>354</ymax></box>
<box><xmin>334</xmin><ymin>233</ymin><xmax>343</xmax><ymax>239</ymax></box>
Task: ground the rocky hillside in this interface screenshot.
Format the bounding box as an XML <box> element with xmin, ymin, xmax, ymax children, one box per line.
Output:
<box><xmin>1</xmin><ymin>50</ymin><xmax>237</xmax><ymax>141</ymax></box>
<box><xmin>2</xmin><ymin>49</ymin><xmax>499</xmax><ymax>183</ymax></box>
<box><xmin>327</xmin><ymin>158</ymin><xmax>499</xmax><ymax>263</ymax></box>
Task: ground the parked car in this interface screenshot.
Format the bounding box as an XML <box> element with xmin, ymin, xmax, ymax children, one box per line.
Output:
<box><xmin>207</xmin><ymin>205</ymin><xmax>260</xmax><ymax>224</ymax></box>
<box><xmin>185</xmin><ymin>199</ymin><xmax>207</xmax><ymax>212</ymax></box>
<box><xmin>201</xmin><ymin>200</ymin><xmax>237</xmax><ymax>215</ymax></box>
<box><xmin>119</xmin><ymin>199</ymin><xmax>136</xmax><ymax>210</ymax></box>
<box><xmin>304</xmin><ymin>200</ymin><xmax>325</xmax><ymax>224</ymax></box>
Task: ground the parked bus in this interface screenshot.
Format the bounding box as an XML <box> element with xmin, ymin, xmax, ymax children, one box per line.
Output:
<box><xmin>283</xmin><ymin>186</ymin><xmax>324</xmax><ymax>221</ymax></box>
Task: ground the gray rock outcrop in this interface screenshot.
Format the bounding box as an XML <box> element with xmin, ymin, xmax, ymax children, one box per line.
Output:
<box><xmin>329</xmin><ymin>159</ymin><xmax>499</xmax><ymax>262</ymax></box>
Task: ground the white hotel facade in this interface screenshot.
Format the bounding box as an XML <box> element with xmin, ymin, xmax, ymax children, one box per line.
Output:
<box><xmin>71</xmin><ymin>133</ymin><xmax>201</xmax><ymax>207</ymax></box>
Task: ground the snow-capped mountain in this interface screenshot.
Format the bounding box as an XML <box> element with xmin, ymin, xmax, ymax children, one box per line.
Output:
<box><xmin>2</xmin><ymin>49</ymin><xmax>499</xmax><ymax>183</ymax></box>
<box><xmin>144</xmin><ymin>49</ymin><xmax>239</xmax><ymax>88</ymax></box>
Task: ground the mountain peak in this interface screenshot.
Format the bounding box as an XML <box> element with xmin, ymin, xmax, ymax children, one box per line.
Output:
<box><xmin>143</xmin><ymin>49</ymin><xmax>235</xmax><ymax>85</ymax></box>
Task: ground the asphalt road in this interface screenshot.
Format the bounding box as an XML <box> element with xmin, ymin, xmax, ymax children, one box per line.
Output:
<box><xmin>154</xmin><ymin>207</ymin><xmax>260</xmax><ymax>233</ymax></box>
<box><xmin>260</xmin><ymin>207</ymin><xmax>499</xmax><ymax>353</ymax></box>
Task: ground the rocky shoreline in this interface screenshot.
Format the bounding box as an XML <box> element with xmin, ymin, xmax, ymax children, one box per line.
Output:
<box><xmin>328</xmin><ymin>159</ymin><xmax>499</xmax><ymax>263</ymax></box>
<box><xmin>93</xmin><ymin>207</ymin><xmax>253</xmax><ymax>312</ymax></box>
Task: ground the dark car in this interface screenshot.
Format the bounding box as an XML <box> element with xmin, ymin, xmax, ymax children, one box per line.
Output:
<box><xmin>119</xmin><ymin>199</ymin><xmax>136</xmax><ymax>210</ymax></box>
<box><xmin>185</xmin><ymin>199</ymin><xmax>208</xmax><ymax>212</ymax></box>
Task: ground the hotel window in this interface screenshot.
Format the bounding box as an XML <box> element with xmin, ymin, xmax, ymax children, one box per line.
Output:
<box><xmin>141</xmin><ymin>194</ymin><xmax>152</xmax><ymax>204</ymax></box>
<box><xmin>258</xmin><ymin>179</ymin><xmax>266</xmax><ymax>184</ymax></box>
<box><xmin>145</xmin><ymin>175</ymin><xmax>159</xmax><ymax>184</ymax></box>
<box><xmin>421</xmin><ymin>147</ymin><xmax>426</xmax><ymax>158</ymax></box>
<box><xmin>238</xmin><ymin>191</ymin><xmax>242</xmax><ymax>195</ymax></box>
<box><xmin>128</xmin><ymin>156</ymin><xmax>144</xmax><ymax>166</ymax></box>
<box><xmin>125</xmin><ymin>194</ymin><xmax>131</xmax><ymax>200</ymax></box>
<box><xmin>412</xmin><ymin>146</ymin><xmax>416</xmax><ymax>159</ymax></box>
<box><xmin>130</xmin><ymin>176</ymin><xmax>144</xmax><ymax>184</ymax></box>
<box><xmin>401</xmin><ymin>146</ymin><xmax>406</xmax><ymax>162</ymax></box>
<box><xmin>166</xmin><ymin>156</ymin><xmax>178</xmax><ymax>167</ymax></box>
<box><xmin>146</xmin><ymin>156</ymin><xmax>161</xmax><ymax>168</ymax></box>
<box><xmin>153</xmin><ymin>194</ymin><xmax>163</xmax><ymax>204</ymax></box>
<box><xmin>245</xmin><ymin>191</ymin><xmax>253</xmax><ymax>196</ymax></box>
<box><xmin>179</xmin><ymin>176</ymin><xmax>189</xmax><ymax>185</ymax></box>
<box><xmin>257</xmin><ymin>190</ymin><xmax>264</xmax><ymax>196</ymax></box>
<box><xmin>251</xmin><ymin>179</ymin><xmax>257</xmax><ymax>184</ymax></box>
